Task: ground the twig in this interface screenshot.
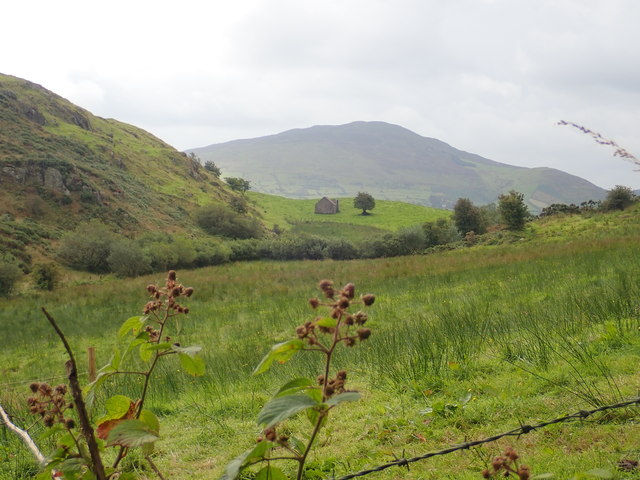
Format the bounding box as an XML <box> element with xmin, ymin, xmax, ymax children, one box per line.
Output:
<box><xmin>0</xmin><ymin>404</ymin><xmax>46</xmax><ymax>466</ymax></box>
<box><xmin>42</xmin><ymin>308</ymin><xmax>108</xmax><ymax>480</ymax></box>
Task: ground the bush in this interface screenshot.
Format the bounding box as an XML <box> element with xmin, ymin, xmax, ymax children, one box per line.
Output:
<box><xmin>325</xmin><ymin>239</ymin><xmax>359</xmax><ymax>260</ymax></box>
<box><xmin>423</xmin><ymin>218</ymin><xmax>460</xmax><ymax>247</ymax></box>
<box><xmin>602</xmin><ymin>185</ymin><xmax>636</xmax><ymax>211</ymax></box>
<box><xmin>108</xmin><ymin>239</ymin><xmax>152</xmax><ymax>277</ymax></box>
<box><xmin>32</xmin><ymin>263</ymin><xmax>60</xmax><ymax>290</ymax></box>
<box><xmin>192</xmin><ymin>238</ymin><xmax>231</xmax><ymax>266</ymax></box>
<box><xmin>0</xmin><ymin>261</ymin><xmax>21</xmax><ymax>296</ymax></box>
<box><xmin>57</xmin><ymin>222</ymin><xmax>115</xmax><ymax>273</ymax></box>
<box><xmin>453</xmin><ymin>198</ymin><xmax>487</xmax><ymax>235</ymax></box>
<box><xmin>228</xmin><ymin>239</ymin><xmax>262</xmax><ymax>262</ymax></box>
<box><xmin>195</xmin><ymin>204</ymin><xmax>263</xmax><ymax>239</ymax></box>
<box><xmin>498</xmin><ymin>190</ymin><xmax>529</xmax><ymax>231</ymax></box>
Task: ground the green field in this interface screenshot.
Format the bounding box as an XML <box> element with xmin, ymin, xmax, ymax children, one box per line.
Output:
<box><xmin>249</xmin><ymin>191</ymin><xmax>450</xmax><ymax>237</ymax></box>
<box><xmin>1</xmin><ymin>207</ymin><xmax>639</xmax><ymax>479</ymax></box>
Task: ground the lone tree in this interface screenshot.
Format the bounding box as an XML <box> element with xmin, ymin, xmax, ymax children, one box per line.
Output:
<box><xmin>498</xmin><ymin>190</ymin><xmax>529</xmax><ymax>230</ymax></box>
<box><xmin>602</xmin><ymin>185</ymin><xmax>636</xmax><ymax>211</ymax></box>
<box><xmin>453</xmin><ymin>197</ymin><xmax>486</xmax><ymax>235</ymax></box>
<box><xmin>224</xmin><ymin>177</ymin><xmax>251</xmax><ymax>194</ymax></box>
<box><xmin>354</xmin><ymin>192</ymin><xmax>375</xmax><ymax>215</ymax></box>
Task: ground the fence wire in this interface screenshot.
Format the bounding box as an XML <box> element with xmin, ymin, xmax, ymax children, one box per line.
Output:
<box><xmin>332</xmin><ymin>396</ymin><xmax>640</xmax><ymax>480</ymax></box>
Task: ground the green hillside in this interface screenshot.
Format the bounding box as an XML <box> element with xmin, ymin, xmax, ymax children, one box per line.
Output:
<box><xmin>191</xmin><ymin>121</ymin><xmax>606</xmax><ymax>211</ymax></box>
<box><xmin>249</xmin><ymin>191</ymin><xmax>450</xmax><ymax>240</ymax></box>
<box><xmin>0</xmin><ymin>73</ymin><xmax>249</xmax><ymax>265</ymax></box>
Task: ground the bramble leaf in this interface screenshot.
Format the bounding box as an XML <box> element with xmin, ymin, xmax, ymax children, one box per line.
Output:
<box><xmin>257</xmin><ymin>394</ymin><xmax>319</xmax><ymax>428</ymax></box>
<box><xmin>106</xmin><ymin>419</ymin><xmax>159</xmax><ymax>448</ymax></box>
<box><xmin>172</xmin><ymin>345</ymin><xmax>202</xmax><ymax>356</ymax></box>
<box><xmin>178</xmin><ymin>352</ymin><xmax>205</xmax><ymax>376</ymax></box>
<box><xmin>275</xmin><ymin>377</ymin><xmax>314</xmax><ymax>397</ymax></box>
<box><xmin>253</xmin><ymin>339</ymin><xmax>304</xmax><ymax>375</ymax></box>
<box><xmin>255</xmin><ymin>465</ymin><xmax>288</xmax><ymax>480</ymax></box>
<box><xmin>220</xmin><ymin>441</ymin><xmax>275</xmax><ymax>480</ymax></box>
<box><xmin>326</xmin><ymin>391</ymin><xmax>361</xmax><ymax>407</ymax></box>
<box><xmin>118</xmin><ymin>316</ymin><xmax>147</xmax><ymax>338</ymax></box>
<box><xmin>316</xmin><ymin>317</ymin><xmax>337</xmax><ymax>328</ymax></box>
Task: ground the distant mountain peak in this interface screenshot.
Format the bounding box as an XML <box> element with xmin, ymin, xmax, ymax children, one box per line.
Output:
<box><xmin>190</xmin><ymin>121</ymin><xmax>606</xmax><ymax>211</ymax></box>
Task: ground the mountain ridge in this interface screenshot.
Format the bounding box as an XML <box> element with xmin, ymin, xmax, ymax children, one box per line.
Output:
<box><xmin>190</xmin><ymin>121</ymin><xmax>606</xmax><ymax>210</ymax></box>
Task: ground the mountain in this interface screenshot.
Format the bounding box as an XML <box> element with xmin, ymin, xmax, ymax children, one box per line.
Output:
<box><xmin>190</xmin><ymin>121</ymin><xmax>607</xmax><ymax>210</ymax></box>
<box><xmin>0</xmin><ymin>73</ymin><xmax>242</xmax><ymax>265</ymax></box>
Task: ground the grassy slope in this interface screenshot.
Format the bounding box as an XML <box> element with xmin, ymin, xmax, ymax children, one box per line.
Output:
<box><xmin>249</xmin><ymin>191</ymin><xmax>450</xmax><ymax>239</ymax></box>
<box><xmin>0</xmin><ymin>74</ymin><xmax>245</xmax><ymax>264</ymax></box>
<box><xmin>0</xmin><ymin>208</ymin><xmax>639</xmax><ymax>479</ymax></box>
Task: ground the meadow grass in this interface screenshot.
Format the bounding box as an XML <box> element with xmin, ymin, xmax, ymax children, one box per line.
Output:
<box><xmin>1</xmin><ymin>210</ymin><xmax>639</xmax><ymax>479</ymax></box>
<box><xmin>248</xmin><ymin>191</ymin><xmax>450</xmax><ymax>233</ymax></box>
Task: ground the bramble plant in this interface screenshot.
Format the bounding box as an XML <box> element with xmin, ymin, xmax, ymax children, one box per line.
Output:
<box><xmin>27</xmin><ymin>270</ymin><xmax>204</xmax><ymax>480</ymax></box>
<box><xmin>221</xmin><ymin>280</ymin><xmax>375</xmax><ymax>480</ymax></box>
<box><xmin>481</xmin><ymin>447</ymin><xmax>531</xmax><ymax>480</ymax></box>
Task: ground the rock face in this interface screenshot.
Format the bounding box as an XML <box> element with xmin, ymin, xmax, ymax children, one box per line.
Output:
<box><xmin>2</xmin><ymin>162</ymin><xmax>71</xmax><ymax>196</ymax></box>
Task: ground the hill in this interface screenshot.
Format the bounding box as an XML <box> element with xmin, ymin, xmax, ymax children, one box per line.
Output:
<box><xmin>190</xmin><ymin>121</ymin><xmax>607</xmax><ymax>211</ymax></box>
<box><xmin>0</xmin><ymin>73</ymin><xmax>244</xmax><ymax>264</ymax></box>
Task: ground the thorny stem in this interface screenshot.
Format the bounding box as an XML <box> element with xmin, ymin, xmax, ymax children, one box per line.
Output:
<box><xmin>145</xmin><ymin>455</ymin><xmax>167</xmax><ymax>480</ymax></box>
<box><xmin>136</xmin><ymin>309</ymin><xmax>169</xmax><ymax>418</ymax></box>
<box><xmin>297</xmin><ymin>409</ymin><xmax>328</xmax><ymax>480</ymax></box>
<box><xmin>41</xmin><ymin>308</ymin><xmax>107</xmax><ymax>480</ymax></box>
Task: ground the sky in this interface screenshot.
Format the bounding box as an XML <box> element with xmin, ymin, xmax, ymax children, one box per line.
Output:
<box><xmin>3</xmin><ymin>0</ymin><xmax>640</xmax><ymax>190</ymax></box>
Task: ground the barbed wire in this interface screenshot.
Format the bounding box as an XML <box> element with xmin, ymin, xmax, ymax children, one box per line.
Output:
<box><xmin>0</xmin><ymin>372</ymin><xmax>89</xmax><ymax>389</ymax></box>
<box><xmin>331</xmin><ymin>396</ymin><xmax>640</xmax><ymax>480</ymax></box>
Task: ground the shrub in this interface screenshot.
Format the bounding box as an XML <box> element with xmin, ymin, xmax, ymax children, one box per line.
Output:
<box><xmin>32</xmin><ymin>263</ymin><xmax>60</xmax><ymax>290</ymax></box>
<box><xmin>107</xmin><ymin>239</ymin><xmax>152</xmax><ymax>277</ymax></box>
<box><xmin>57</xmin><ymin>222</ymin><xmax>115</xmax><ymax>273</ymax></box>
<box><xmin>0</xmin><ymin>261</ymin><xmax>21</xmax><ymax>296</ymax></box>
<box><xmin>453</xmin><ymin>198</ymin><xmax>487</xmax><ymax>235</ymax></box>
<box><xmin>325</xmin><ymin>239</ymin><xmax>359</xmax><ymax>260</ymax></box>
<box><xmin>602</xmin><ymin>185</ymin><xmax>636</xmax><ymax>211</ymax></box>
<box><xmin>498</xmin><ymin>190</ymin><xmax>529</xmax><ymax>231</ymax></box>
<box><xmin>195</xmin><ymin>204</ymin><xmax>263</xmax><ymax>239</ymax></box>
<box><xmin>192</xmin><ymin>238</ymin><xmax>231</xmax><ymax>266</ymax></box>
<box><xmin>423</xmin><ymin>218</ymin><xmax>460</xmax><ymax>247</ymax></box>
<box><xmin>228</xmin><ymin>239</ymin><xmax>262</xmax><ymax>262</ymax></box>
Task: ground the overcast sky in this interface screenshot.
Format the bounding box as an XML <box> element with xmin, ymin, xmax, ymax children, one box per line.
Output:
<box><xmin>3</xmin><ymin>0</ymin><xmax>640</xmax><ymax>189</ymax></box>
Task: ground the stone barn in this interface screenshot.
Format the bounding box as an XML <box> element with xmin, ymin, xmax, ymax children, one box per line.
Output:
<box><xmin>315</xmin><ymin>197</ymin><xmax>340</xmax><ymax>214</ymax></box>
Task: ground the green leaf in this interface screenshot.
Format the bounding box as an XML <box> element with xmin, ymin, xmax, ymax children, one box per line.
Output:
<box><xmin>97</xmin><ymin>395</ymin><xmax>133</xmax><ymax>424</ymax></box>
<box><xmin>144</xmin><ymin>342</ymin><xmax>173</xmax><ymax>352</ymax></box>
<box><xmin>220</xmin><ymin>441</ymin><xmax>275</xmax><ymax>480</ymax></box>
<box><xmin>255</xmin><ymin>465</ymin><xmax>288</xmax><ymax>480</ymax></box>
<box><xmin>316</xmin><ymin>317</ymin><xmax>337</xmax><ymax>328</ymax></box>
<box><xmin>139</xmin><ymin>342</ymin><xmax>154</xmax><ymax>362</ymax></box>
<box><xmin>178</xmin><ymin>352</ymin><xmax>205</xmax><ymax>376</ymax></box>
<box><xmin>305</xmin><ymin>388</ymin><xmax>323</xmax><ymax>403</ymax></box>
<box><xmin>531</xmin><ymin>474</ymin><xmax>555</xmax><ymax>479</ymax></box>
<box><xmin>109</xmin><ymin>347</ymin><xmax>121</xmax><ymax>371</ymax></box>
<box><xmin>275</xmin><ymin>377</ymin><xmax>314</xmax><ymax>397</ymax></box>
<box><xmin>253</xmin><ymin>339</ymin><xmax>304</xmax><ymax>375</ymax></box>
<box><xmin>118</xmin><ymin>316</ymin><xmax>147</xmax><ymax>338</ymax></box>
<box><xmin>106</xmin><ymin>419</ymin><xmax>160</xmax><ymax>448</ymax></box>
<box><xmin>172</xmin><ymin>344</ymin><xmax>202</xmax><ymax>356</ymax></box>
<box><xmin>326</xmin><ymin>391</ymin><xmax>361</xmax><ymax>406</ymax></box>
<box><xmin>257</xmin><ymin>394</ymin><xmax>319</xmax><ymax>428</ymax></box>
<box><xmin>139</xmin><ymin>409</ymin><xmax>160</xmax><ymax>434</ymax></box>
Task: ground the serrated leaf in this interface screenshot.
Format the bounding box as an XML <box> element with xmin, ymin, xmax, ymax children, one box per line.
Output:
<box><xmin>326</xmin><ymin>391</ymin><xmax>361</xmax><ymax>406</ymax></box>
<box><xmin>172</xmin><ymin>344</ymin><xmax>202</xmax><ymax>356</ymax></box>
<box><xmin>253</xmin><ymin>339</ymin><xmax>304</xmax><ymax>375</ymax></box>
<box><xmin>257</xmin><ymin>394</ymin><xmax>319</xmax><ymax>428</ymax></box>
<box><xmin>106</xmin><ymin>419</ymin><xmax>159</xmax><ymax>448</ymax></box>
<box><xmin>178</xmin><ymin>352</ymin><xmax>205</xmax><ymax>376</ymax></box>
<box><xmin>97</xmin><ymin>395</ymin><xmax>133</xmax><ymax>424</ymax></box>
<box><xmin>315</xmin><ymin>317</ymin><xmax>337</xmax><ymax>328</ymax></box>
<box><xmin>139</xmin><ymin>342</ymin><xmax>153</xmax><ymax>362</ymax></box>
<box><xmin>255</xmin><ymin>465</ymin><xmax>288</xmax><ymax>480</ymax></box>
<box><xmin>219</xmin><ymin>441</ymin><xmax>275</xmax><ymax>480</ymax></box>
<box><xmin>118</xmin><ymin>316</ymin><xmax>147</xmax><ymax>338</ymax></box>
<box><xmin>275</xmin><ymin>377</ymin><xmax>314</xmax><ymax>397</ymax></box>
<box><xmin>144</xmin><ymin>342</ymin><xmax>173</xmax><ymax>352</ymax></box>
<box><xmin>139</xmin><ymin>409</ymin><xmax>160</xmax><ymax>435</ymax></box>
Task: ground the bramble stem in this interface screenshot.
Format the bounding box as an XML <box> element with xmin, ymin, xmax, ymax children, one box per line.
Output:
<box><xmin>42</xmin><ymin>308</ymin><xmax>107</xmax><ymax>480</ymax></box>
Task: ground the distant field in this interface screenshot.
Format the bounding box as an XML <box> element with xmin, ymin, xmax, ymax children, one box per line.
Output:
<box><xmin>248</xmin><ymin>191</ymin><xmax>450</xmax><ymax>234</ymax></box>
